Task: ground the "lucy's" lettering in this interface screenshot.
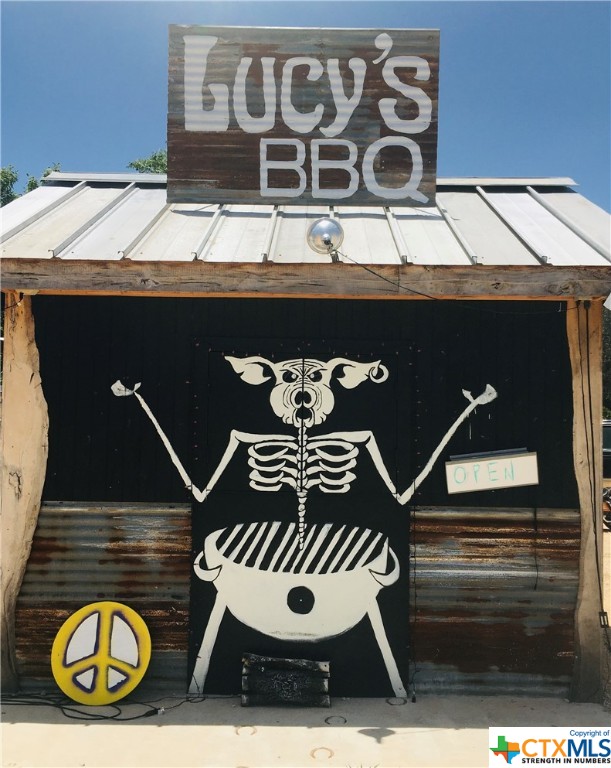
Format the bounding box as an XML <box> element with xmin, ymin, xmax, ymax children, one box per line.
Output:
<box><xmin>182</xmin><ymin>33</ymin><xmax>433</xmax><ymax>202</ymax></box>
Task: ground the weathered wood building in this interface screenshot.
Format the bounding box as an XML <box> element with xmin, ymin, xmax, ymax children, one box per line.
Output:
<box><xmin>1</xmin><ymin>171</ymin><xmax>610</xmax><ymax>701</ymax></box>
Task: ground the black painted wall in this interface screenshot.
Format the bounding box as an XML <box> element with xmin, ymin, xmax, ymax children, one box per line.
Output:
<box><xmin>34</xmin><ymin>296</ymin><xmax>578</xmax><ymax>696</ymax></box>
<box><xmin>36</xmin><ymin>296</ymin><xmax>577</xmax><ymax>509</ymax></box>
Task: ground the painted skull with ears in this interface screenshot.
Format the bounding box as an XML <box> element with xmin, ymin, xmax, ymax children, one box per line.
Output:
<box><xmin>224</xmin><ymin>356</ymin><xmax>390</xmax><ymax>428</ymax></box>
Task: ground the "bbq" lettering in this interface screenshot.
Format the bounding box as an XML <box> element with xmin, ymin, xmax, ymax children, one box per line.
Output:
<box><xmin>182</xmin><ymin>33</ymin><xmax>432</xmax><ymax>202</ymax></box>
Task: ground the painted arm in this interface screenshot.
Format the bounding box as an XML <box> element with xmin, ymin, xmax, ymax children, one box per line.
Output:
<box><xmin>318</xmin><ymin>384</ymin><xmax>498</xmax><ymax>505</ymax></box>
<box><xmin>395</xmin><ymin>384</ymin><xmax>498</xmax><ymax>504</ymax></box>
<box><xmin>111</xmin><ymin>380</ymin><xmax>294</xmax><ymax>504</ymax></box>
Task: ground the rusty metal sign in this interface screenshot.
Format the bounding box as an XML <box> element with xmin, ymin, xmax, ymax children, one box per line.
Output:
<box><xmin>168</xmin><ymin>26</ymin><xmax>439</xmax><ymax>206</ymax></box>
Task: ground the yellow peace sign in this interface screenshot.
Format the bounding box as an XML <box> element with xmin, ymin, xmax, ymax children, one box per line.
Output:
<box><xmin>51</xmin><ymin>601</ymin><xmax>151</xmax><ymax>705</ymax></box>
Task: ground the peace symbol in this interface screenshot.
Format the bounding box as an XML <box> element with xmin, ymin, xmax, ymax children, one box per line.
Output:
<box><xmin>51</xmin><ymin>601</ymin><xmax>151</xmax><ymax>705</ymax></box>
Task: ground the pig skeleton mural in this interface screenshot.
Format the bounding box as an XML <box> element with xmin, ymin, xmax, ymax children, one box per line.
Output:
<box><xmin>112</xmin><ymin>355</ymin><xmax>497</xmax><ymax>697</ymax></box>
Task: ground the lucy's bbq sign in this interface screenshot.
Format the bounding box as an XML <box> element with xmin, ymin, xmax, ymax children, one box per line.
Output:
<box><xmin>168</xmin><ymin>26</ymin><xmax>439</xmax><ymax>206</ymax></box>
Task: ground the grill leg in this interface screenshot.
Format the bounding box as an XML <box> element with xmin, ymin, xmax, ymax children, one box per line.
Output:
<box><xmin>367</xmin><ymin>599</ymin><xmax>407</xmax><ymax>698</ymax></box>
<box><xmin>188</xmin><ymin>594</ymin><xmax>227</xmax><ymax>696</ymax></box>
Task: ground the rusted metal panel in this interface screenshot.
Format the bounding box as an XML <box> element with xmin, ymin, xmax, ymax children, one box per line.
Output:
<box><xmin>14</xmin><ymin>502</ymin><xmax>191</xmax><ymax>694</ymax></box>
<box><xmin>168</xmin><ymin>26</ymin><xmax>439</xmax><ymax>206</ymax></box>
<box><xmin>15</xmin><ymin>502</ymin><xmax>579</xmax><ymax>696</ymax></box>
<box><xmin>411</xmin><ymin>507</ymin><xmax>580</xmax><ymax>695</ymax></box>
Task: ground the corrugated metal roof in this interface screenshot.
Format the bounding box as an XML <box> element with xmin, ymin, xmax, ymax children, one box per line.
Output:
<box><xmin>1</xmin><ymin>172</ymin><xmax>608</xmax><ymax>265</ymax></box>
<box><xmin>1</xmin><ymin>173</ymin><xmax>610</xmax><ymax>299</ymax></box>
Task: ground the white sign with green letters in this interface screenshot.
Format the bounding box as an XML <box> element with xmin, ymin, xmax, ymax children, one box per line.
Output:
<box><xmin>445</xmin><ymin>451</ymin><xmax>539</xmax><ymax>494</ymax></box>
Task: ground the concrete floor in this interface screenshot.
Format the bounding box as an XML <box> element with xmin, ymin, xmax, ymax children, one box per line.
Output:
<box><xmin>1</xmin><ymin>694</ymin><xmax>610</xmax><ymax>768</ymax></box>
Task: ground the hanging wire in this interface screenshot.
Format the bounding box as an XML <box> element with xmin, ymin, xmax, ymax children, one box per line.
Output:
<box><xmin>335</xmin><ymin>248</ymin><xmax>579</xmax><ymax>318</ymax></box>
<box><xmin>2</xmin><ymin>292</ymin><xmax>25</xmax><ymax>311</ymax></box>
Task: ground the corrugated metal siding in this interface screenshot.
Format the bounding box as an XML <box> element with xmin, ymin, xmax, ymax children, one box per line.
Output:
<box><xmin>412</xmin><ymin>507</ymin><xmax>580</xmax><ymax>695</ymax></box>
<box><xmin>15</xmin><ymin>502</ymin><xmax>579</xmax><ymax>696</ymax></box>
<box><xmin>15</xmin><ymin>502</ymin><xmax>191</xmax><ymax>695</ymax></box>
<box><xmin>1</xmin><ymin>175</ymin><xmax>609</xmax><ymax>267</ymax></box>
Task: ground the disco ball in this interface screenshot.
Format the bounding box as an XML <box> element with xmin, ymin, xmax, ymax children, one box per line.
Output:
<box><xmin>306</xmin><ymin>217</ymin><xmax>344</xmax><ymax>255</ymax></box>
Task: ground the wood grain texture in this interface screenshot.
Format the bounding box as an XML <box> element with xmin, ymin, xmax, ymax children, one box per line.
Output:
<box><xmin>168</xmin><ymin>26</ymin><xmax>439</xmax><ymax>206</ymax></box>
<box><xmin>3</xmin><ymin>259</ymin><xmax>611</xmax><ymax>299</ymax></box>
<box><xmin>0</xmin><ymin>294</ymin><xmax>49</xmax><ymax>693</ymax></box>
<box><xmin>566</xmin><ymin>299</ymin><xmax>606</xmax><ymax>702</ymax></box>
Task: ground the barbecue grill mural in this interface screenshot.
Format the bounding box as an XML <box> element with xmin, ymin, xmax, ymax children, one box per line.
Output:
<box><xmin>112</xmin><ymin>355</ymin><xmax>497</xmax><ymax>697</ymax></box>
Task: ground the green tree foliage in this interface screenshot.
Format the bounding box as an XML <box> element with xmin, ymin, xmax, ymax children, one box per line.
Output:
<box><xmin>26</xmin><ymin>175</ymin><xmax>39</xmax><ymax>193</ymax></box>
<box><xmin>1</xmin><ymin>163</ymin><xmax>61</xmax><ymax>206</ymax></box>
<box><xmin>1</xmin><ymin>165</ymin><xmax>19</xmax><ymax>206</ymax></box>
<box><xmin>2</xmin><ymin>150</ymin><xmax>168</xmax><ymax>206</ymax></box>
<box><xmin>127</xmin><ymin>149</ymin><xmax>167</xmax><ymax>174</ymax></box>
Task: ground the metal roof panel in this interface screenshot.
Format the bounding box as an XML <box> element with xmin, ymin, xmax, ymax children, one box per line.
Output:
<box><xmin>528</xmin><ymin>189</ymin><xmax>610</xmax><ymax>261</ymax></box>
<box><xmin>62</xmin><ymin>187</ymin><xmax>168</xmax><ymax>261</ymax></box>
<box><xmin>129</xmin><ymin>203</ymin><xmax>220</xmax><ymax>262</ymax></box>
<box><xmin>436</xmin><ymin>190</ymin><xmax>540</xmax><ymax>266</ymax></box>
<box><xmin>271</xmin><ymin>206</ymin><xmax>333</xmax><ymax>264</ymax></box>
<box><xmin>1</xmin><ymin>176</ymin><xmax>608</xmax><ymax>276</ymax></box>
<box><xmin>205</xmin><ymin>204</ymin><xmax>277</xmax><ymax>262</ymax></box>
<box><xmin>484</xmin><ymin>191</ymin><xmax>609</xmax><ymax>267</ymax></box>
<box><xmin>393</xmin><ymin>207</ymin><xmax>472</xmax><ymax>265</ymax></box>
<box><xmin>1</xmin><ymin>185</ymin><xmax>122</xmax><ymax>260</ymax></box>
<box><xmin>335</xmin><ymin>207</ymin><xmax>402</xmax><ymax>265</ymax></box>
<box><xmin>0</xmin><ymin>184</ymin><xmax>84</xmax><ymax>243</ymax></box>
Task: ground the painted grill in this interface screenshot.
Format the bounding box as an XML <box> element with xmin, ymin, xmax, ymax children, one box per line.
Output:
<box><xmin>189</xmin><ymin>519</ymin><xmax>404</xmax><ymax>695</ymax></box>
<box><xmin>212</xmin><ymin>521</ymin><xmax>387</xmax><ymax>575</ymax></box>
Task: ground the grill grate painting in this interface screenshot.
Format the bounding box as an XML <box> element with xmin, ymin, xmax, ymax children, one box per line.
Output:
<box><xmin>212</xmin><ymin>522</ymin><xmax>388</xmax><ymax>574</ymax></box>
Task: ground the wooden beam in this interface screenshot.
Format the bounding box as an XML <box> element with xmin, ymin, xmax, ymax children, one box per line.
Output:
<box><xmin>0</xmin><ymin>292</ymin><xmax>49</xmax><ymax>692</ymax></box>
<box><xmin>2</xmin><ymin>260</ymin><xmax>611</xmax><ymax>300</ymax></box>
<box><xmin>566</xmin><ymin>298</ymin><xmax>607</xmax><ymax>702</ymax></box>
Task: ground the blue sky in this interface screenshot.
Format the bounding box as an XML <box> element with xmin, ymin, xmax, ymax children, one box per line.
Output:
<box><xmin>1</xmin><ymin>0</ymin><xmax>610</xmax><ymax>210</ymax></box>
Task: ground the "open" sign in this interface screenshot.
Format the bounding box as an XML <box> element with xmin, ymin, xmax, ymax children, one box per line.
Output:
<box><xmin>445</xmin><ymin>452</ymin><xmax>539</xmax><ymax>494</ymax></box>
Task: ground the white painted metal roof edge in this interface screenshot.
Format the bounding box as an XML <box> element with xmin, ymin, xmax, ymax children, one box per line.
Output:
<box><xmin>43</xmin><ymin>172</ymin><xmax>166</xmax><ymax>184</ymax></box>
<box><xmin>437</xmin><ymin>177</ymin><xmax>577</xmax><ymax>187</ymax></box>
<box><xmin>44</xmin><ymin>172</ymin><xmax>578</xmax><ymax>188</ymax></box>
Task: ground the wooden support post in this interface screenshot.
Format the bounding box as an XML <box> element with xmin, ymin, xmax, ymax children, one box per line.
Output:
<box><xmin>0</xmin><ymin>292</ymin><xmax>49</xmax><ymax>692</ymax></box>
<box><xmin>566</xmin><ymin>298</ymin><xmax>607</xmax><ymax>702</ymax></box>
